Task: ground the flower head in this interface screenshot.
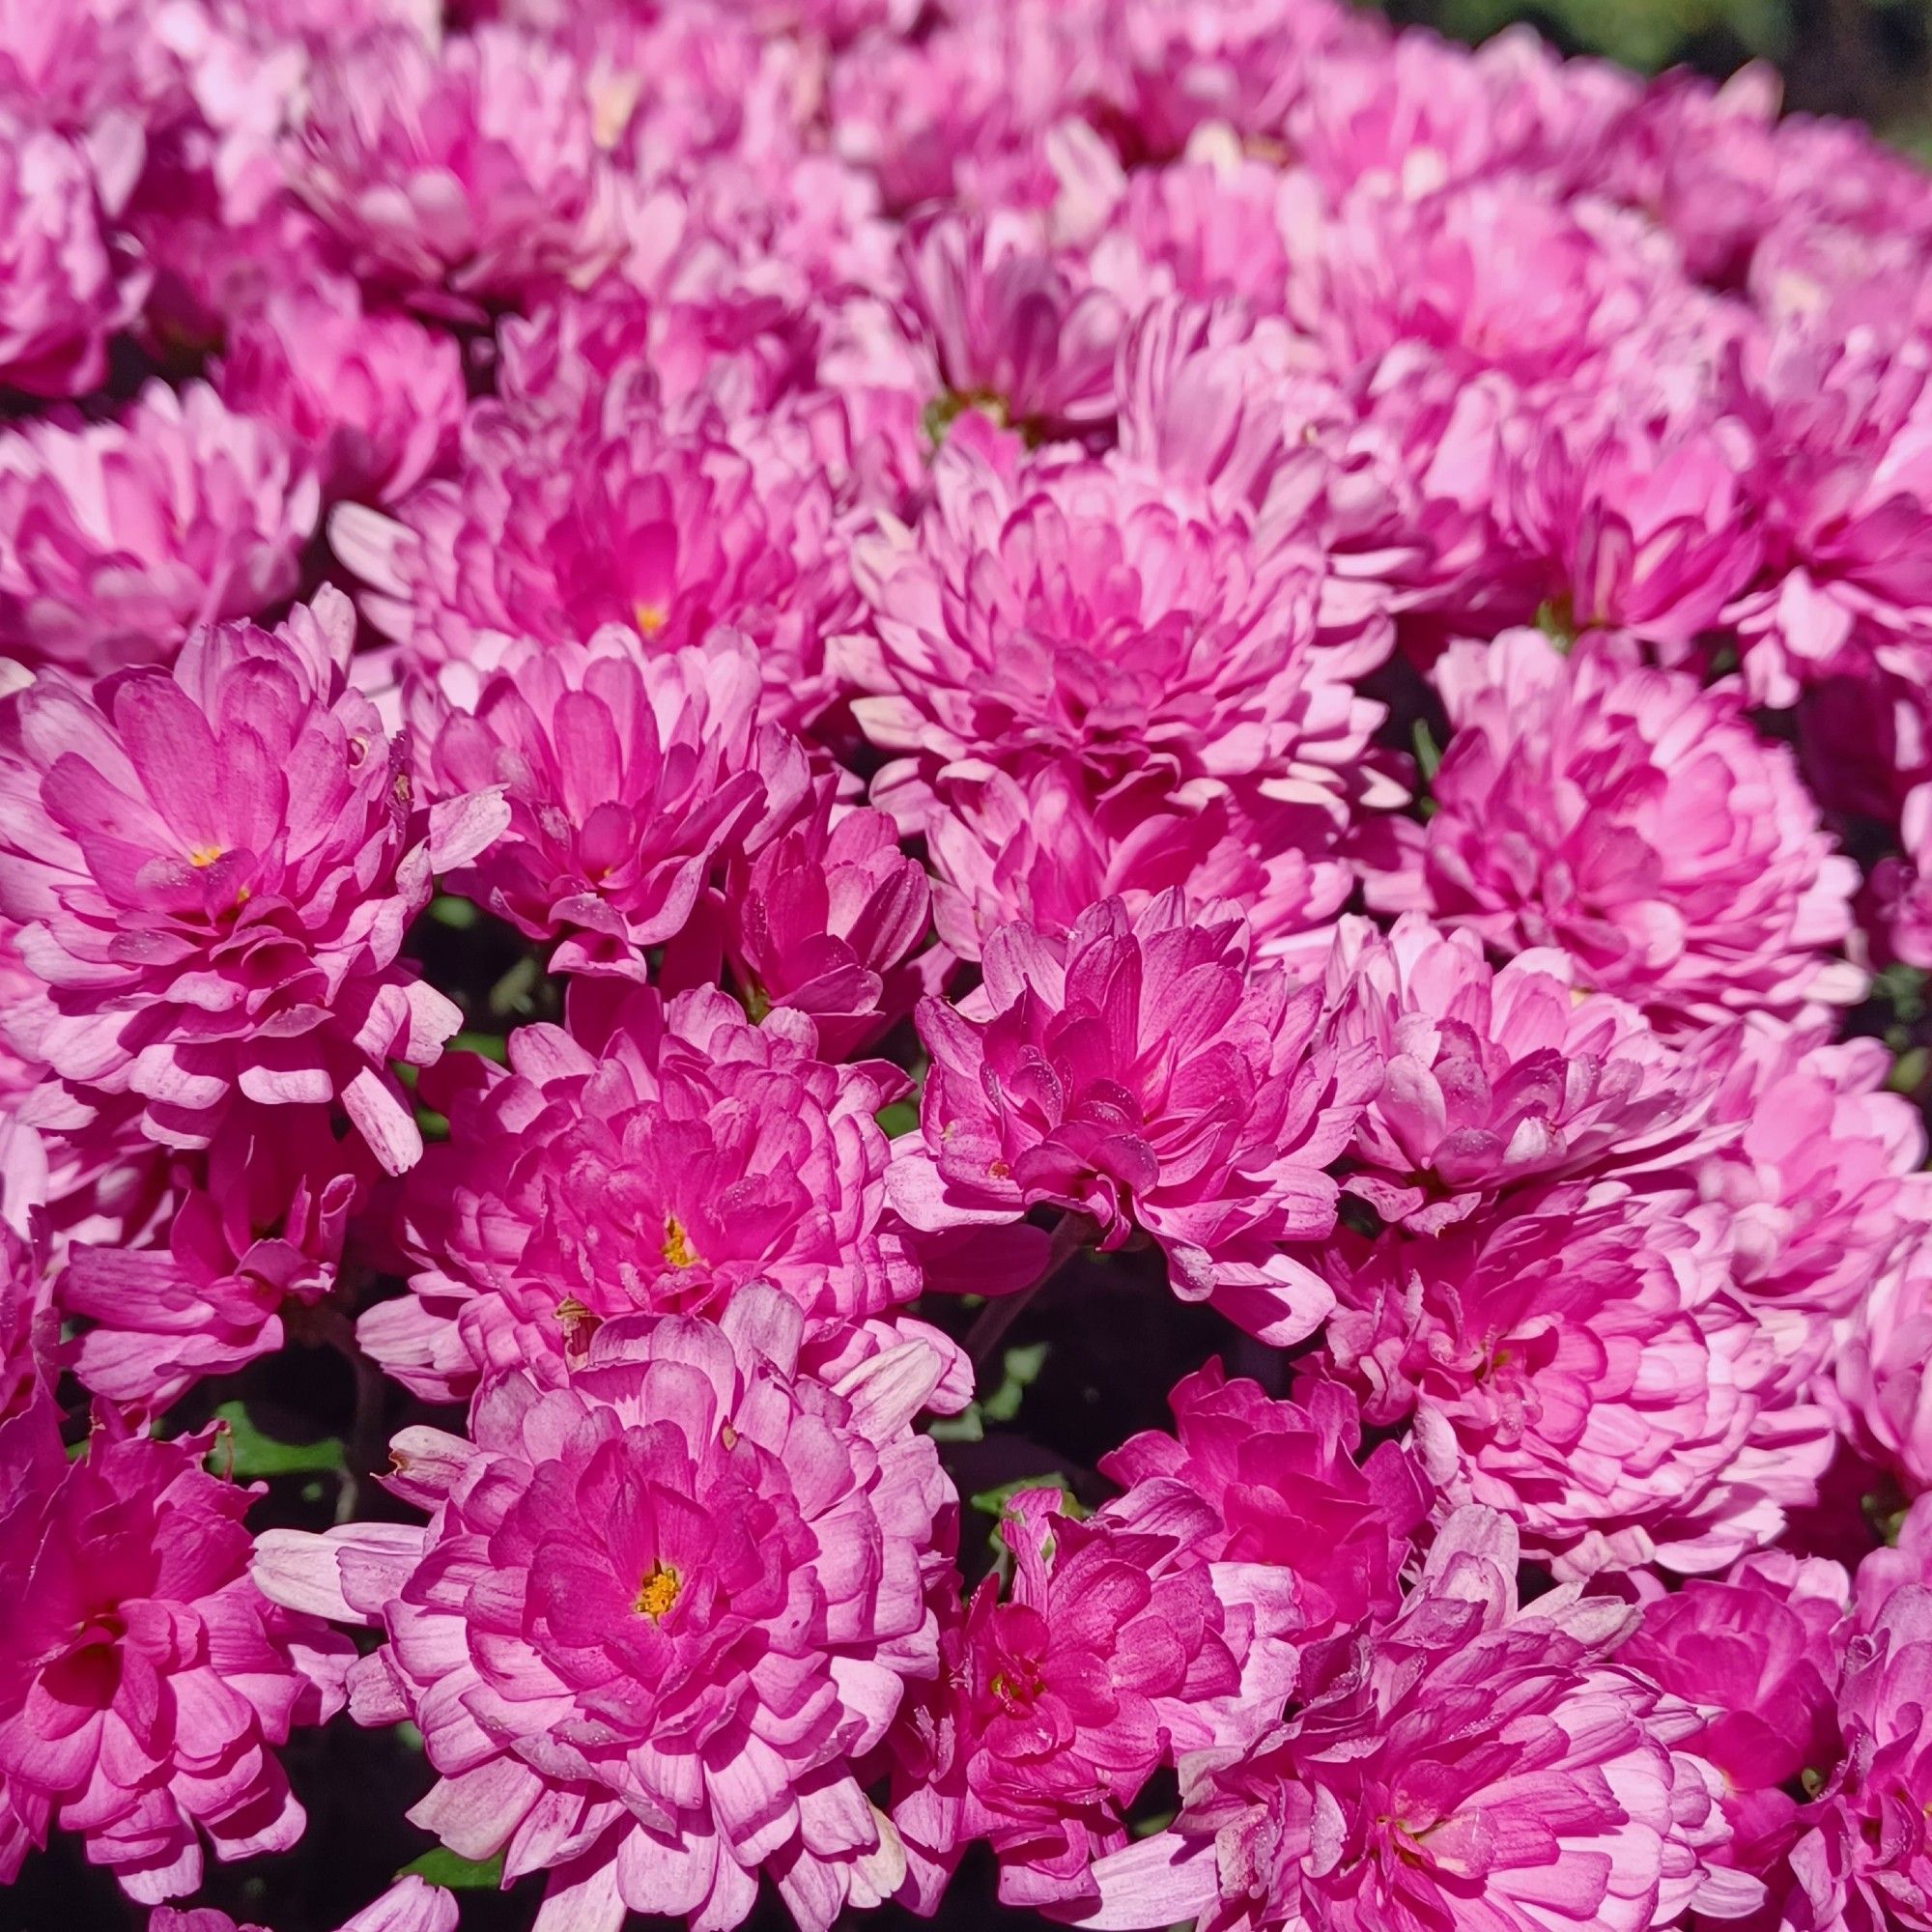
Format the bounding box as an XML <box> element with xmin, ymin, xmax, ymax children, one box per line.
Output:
<box><xmin>414</xmin><ymin>628</ymin><xmax>810</xmax><ymax>979</ymax></box>
<box><xmin>1313</xmin><ymin>1181</ymin><xmax>1832</xmax><ymax>1577</ymax></box>
<box><xmin>842</xmin><ymin>434</ymin><xmax>1384</xmax><ymax>805</ymax></box>
<box><xmin>286</xmin><ymin>24</ymin><xmax>622</xmax><ymax>313</ymax></box>
<box><xmin>215</xmin><ymin>276</ymin><xmax>464</xmax><ymax>506</ymax></box>
<box><xmin>369</xmin><ymin>981</ymin><xmax>921</xmax><ymax>1403</ymax></box>
<box><xmin>1369</xmin><ymin>630</ymin><xmax>1862</xmax><ymax>1034</ymax></box>
<box><xmin>0</xmin><ymin>1401</ymin><xmax>350</xmax><ymax>1901</ymax></box>
<box><xmin>1322</xmin><ymin>912</ymin><xmax>1714</xmax><ymax>1231</ymax></box>
<box><xmin>0</xmin><ymin>591</ymin><xmax>460</xmax><ymax>1172</ymax></box>
<box><xmin>0</xmin><ymin>383</ymin><xmax>318</xmax><ymax>675</ymax></box>
<box><xmin>256</xmin><ymin>1290</ymin><xmax>953</xmax><ymax>1932</ymax></box>
<box><xmin>890</xmin><ymin>892</ymin><xmax>1378</xmax><ymax>1344</ymax></box>
<box><xmin>1086</xmin><ymin>1508</ymin><xmax>1738</xmax><ymax>1932</ymax></box>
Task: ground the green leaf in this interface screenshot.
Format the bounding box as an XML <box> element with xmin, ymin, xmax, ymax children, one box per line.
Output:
<box><xmin>1409</xmin><ymin>719</ymin><xmax>1442</xmax><ymax>785</ymax></box>
<box><xmin>875</xmin><ymin>1099</ymin><xmax>921</xmax><ymax>1139</ymax></box>
<box><xmin>396</xmin><ymin>1848</ymin><xmax>504</xmax><ymax>1889</ymax></box>
<box><xmin>428</xmin><ymin>894</ymin><xmax>480</xmax><ymax>930</ymax></box>
<box><xmin>968</xmin><ymin>1472</ymin><xmax>1082</xmax><ymax>1520</ymax></box>
<box><xmin>980</xmin><ymin>1341</ymin><xmax>1049</xmax><ymax>1424</ymax></box>
<box><xmin>1888</xmin><ymin>1047</ymin><xmax>1928</xmax><ymax>1096</ymax></box>
<box><xmin>450</xmin><ymin>1031</ymin><xmax>509</xmax><ymax>1064</ymax></box>
<box><xmin>488</xmin><ymin>953</ymin><xmax>542</xmax><ymax>1018</ymax></box>
<box><xmin>926</xmin><ymin>1405</ymin><xmax>984</xmax><ymax>1443</ymax></box>
<box><xmin>210</xmin><ymin>1403</ymin><xmax>347</xmax><ymax>1481</ymax></box>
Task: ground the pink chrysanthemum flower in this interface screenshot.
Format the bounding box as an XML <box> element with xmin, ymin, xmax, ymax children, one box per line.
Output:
<box><xmin>890</xmin><ymin>1482</ymin><xmax>1281</xmax><ymax>1918</ymax></box>
<box><xmin>0</xmin><ymin>1401</ymin><xmax>351</xmax><ymax>1902</ymax></box>
<box><xmin>1109</xmin><ymin>0</ymin><xmax>1370</xmax><ymax>158</ymax></box>
<box><xmin>1084</xmin><ymin>1508</ymin><xmax>1741</xmax><ymax>1932</ymax></box>
<box><xmin>332</xmin><ymin>406</ymin><xmax>856</xmax><ymax>724</ymax></box>
<box><xmin>0</xmin><ymin>115</ymin><xmax>145</xmax><ymax>400</ymax></box>
<box><xmin>889</xmin><ymin>892</ymin><xmax>1379</xmax><ymax>1345</ymax></box>
<box><xmin>1837</xmin><ymin>1230</ymin><xmax>1932</xmax><ymax>1495</ymax></box>
<box><xmin>366</xmin><ymin>981</ymin><xmax>922</xmax><ymax>1403</ymax></box>
<box><xmin>1100</xmin><ymin>1360</ymin><xmax>1428</xmax><ymax>1654</ymax></box>
<box><xmin>1689</xmin><ymin>1024</ymin><xmax>1930</xmax><ymax>1396</ymax></box>
<box><xmin>1313</xmin><ymin>1180</ymin><xmax>1832</xmax><ymax>1577</ymax></box>
<box><xmin>1283</xmin><ymin>176</ymin><xmax>1677</xmax><ymax>390</ymax></box>
<box><xmin>255</xmin><ymin>1290</ymin><xmax>952</xmax><ymax>1932</ymax></box>
<box><xmin>215</xmin><ymin>275</ymin><xmax>464</xmax><ymax>506</ymax></box>
<box><xmin>839</xmin><ymin>432</ymin><xmax>1386</xmax><ymax>807</ymax></box>
<box><xmin>1322</xmin><ymin>912</ymin><xmax>1715</xmax><ymax>1232</ymax></box>
<box><xmin>1746</xmin><ymin>1500</ymin><xmax>1932</xmax><ymax>1932</ymax></box>
<box><xmin>896</xmin><ymin>211</ymin><xmax>1124</xmax><ymax>438</ymax></box>
<box><xmin>1620</xmin><ymin>1549</ymin><xmax>1849</xmax><ymax>1892</ymax></box>
<box><xmin>61</xmin><ymin>1107</ymin><xmax>374</xmax><ymax>1414</ymax></box>
<box><xmin>1502</xmin><ymin>407</ymin><xmax>1765</xmax><ymax>651</ymax></box>
<box><xmin>1367</xmin><ymin>630</ymin><xmax>1863</xmax><ymax>1034</ymax></box>
<box><xmin>0</xmin><ymin>382</ymin><xmax>319</xmax><ymax>675</ymax></box>
<box><xmin>1876</xmin><ymin>781</ymin><xmax>1932</xmax><ymax>969</ymax></box>
<box><xmin>284</xmin><ymin>24</ymin><xmax>623</xmax><ymax>314</ymax></box>
<box><xmin>413</xmin><ymin>628</ymin><xmax>809</xmax><ymax>980</ymax></box>
<box><xmin>1721</xmin><ymin>310</ymin><xmax>1932</xmax><ymax>706</ymax></box>
<box><xmin>0</xmin><ymin>591</ymin><xmax>462</xmax><ymax>1173</ymax></box>
<box><xmin>708</xmin><ymin>793</ymin><xmax>932</xmax><ymax>1062</ymax></box>
<box><xmin>919</xmin><ymin>760</ymin><xmax>1352</xmax><ymax>974</ymax></box>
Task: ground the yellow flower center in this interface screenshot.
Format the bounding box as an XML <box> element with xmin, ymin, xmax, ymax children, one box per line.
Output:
<box><xmin>634</xmin><ymin>1563</ymin><xmax>680</xmax><ymax>1621</ymax></box>
<box><xmin>661</xmin><ymin>1215</ymin><xmax>702</xmax><ymax>1270</ymax></box>
<box><xmin>634</xmin><ymin>601</ymin><xmax>668</xmax><ymax>639</ymax></box>
<box><xmin>187</xmin><ymin>844</ymin><xmax>223</xmax><ymax>868</ymax></box>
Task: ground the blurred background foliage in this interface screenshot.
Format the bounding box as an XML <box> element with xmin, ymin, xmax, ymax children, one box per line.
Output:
<box><xmin>1382</xmin><ymin>0</ymin><xmax>1932</xmax><ymax>143</ymax></box>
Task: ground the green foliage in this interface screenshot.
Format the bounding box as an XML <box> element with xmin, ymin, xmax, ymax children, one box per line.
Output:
<box><xmin>928</xmin><ymin>1342</ymin><xmax>1051</xmax><ymax>1443</ymax></box>
<box><xmin>1435</xmin><ymin>0</ymin><xmax>1787</xmax><ymax>67</ymax></box>
<box><xmin>209</xmin><ymin>1402</ymin><xmax>347</xmax><ymax>1481</ymax></box>
<box><xmin>395</xmin><ymin>1848</ymin><xmax>505</xmax><ymax>1889</ymax></box>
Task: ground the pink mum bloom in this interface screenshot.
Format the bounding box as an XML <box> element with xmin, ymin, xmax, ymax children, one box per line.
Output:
<box><xmin>919</xmin><ymin>759</ymin><xmax>1351</xmax><ymax>973</ymax></box>
<box><xmin>1690</xmin><ymin>1025</ymin><xmax>1929</xmax><ymax>1396</ymax></box>
<box><xmin>333</xmin><ymin>407</ymin><xmax>856</xmax><ymax>724</ymax></box>
<box><xmin>0</xmin><ymin>1402</ymin><xmax>351</xmax><ymax>1902</ymax></box>
<box><xmin>216</xmin><ymin>275</ymin><xmax>464</xmax><ymax>506</ymax></box>
<box><xmin>1722</xmin><ymin>311</ymin><xmax>1932</xmax><ymax>706</ymax></box>
<box><xmin>897</xmin><ymin>211</ymin><xmax>1123</xmax><ymax>438</ymax></box>
<box><xmin>285</xmin><ymin>24</ymin><xmax>622</xmax><ymax>314</ymax></box>
<box><xmin>0</xmin><ymin>116</ymin><xmax>145</xmax><ymax>400</ymax></box>
<box><xmin>1100</xmin><ymin>1359</ymin><xmax>1428</xmax><ymax>1655</ymax></box>
<box><xmin>1502</xmin><ymin>407</ymin><xmax>1765</xmax><ymax>651</ymax></box>
<box><xmin>1368</xmin><ymin>631</ymin><xmax>1862</xmax><ymax>1034</ymax></box>
<box><xmin>1837</xmin><ymin>1230</ymin><xmax>1932</xmax><ymax>1495</ymax></box>
<box><xmin>890</xmin><ymin>1483</ymin><xmax>1269</xmax><ymax>1917</ymax></box>
<box><xmin>1766</xmin><ymin>1500</ymin><xmax>1932</xmax><ymax>1932</ymax></box>
<box><xmin>61</xmin><ymin>1106</ymin><xmax>374</xmax><ymax>1414</ymax></box>
<box><xmin>1284</xmin><ymin>177</ymin><xmax>1675</xmax><ymax>390</ymax></box>
<box><xmin>1083</xmin><ymin>1508</ymin><xmax>1741</xmax><ymax>1932</ymax></box>
<box><xmin>413</xmin><ymin>629</ymin><xmax>809</xmax><ymax>980</ymax></box>
<box><xmin>367</xmin><ymin>981</ymin><xmax>921</xmax><ymax>1404</ymax></box>
<box><xmin>709</xmin><ymin>794</ymin><xmax>932</xmax><ymax>1062</ymax></box>
<box><xmin>1620</xmin><ymin>1550</ymin><xmax>1848</xmax><ymax>1890</ymax></box>
<box><xmin>1876</xmin><ymin>781</ymin><xmax>1932</xmax><ymax>969</ymax></box>
<box><xmin>256</xmin><ymin>1290</ymin><xmax>952</xmax><ymax>1932</ymax></box>
<box><xmin>889</xmin><ymin>892</ymin><xmax>1379</xmax><ymax>1345</ymax></box>
<box><xmin>1322</xmin><ymin>913</ymin><xmax>1714</xmax><ymax>1232</ymax></box>
<box><xmin>0</xmin><ymin>382</ymin><xmax>319</xmax><ymax>675</ymax></box>
<box><xmin>1313</xmin><ymin>1180</ymin><xmax>1832</xmax><ymax>1577</ymax></box>
<box><xmin>840</xmin><ymin>434</ymin><xmax>1385</xmax><ymax>805</ymax></box>
<box><xmin>0</xmin><ymin>591</ymin><xmax>462</xmax><ymax>1174</ymax></box>
<box><xmin>1110</xmin><ymin>0</ymin><xmax>1371</xmax><ymax>158</ymax></box>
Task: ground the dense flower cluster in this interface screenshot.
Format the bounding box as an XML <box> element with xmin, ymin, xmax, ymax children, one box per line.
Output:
<box><xmin>4</xmin><ymin>2</ymin><xmax>1932</xmax><ymax>1930</ymax></box>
